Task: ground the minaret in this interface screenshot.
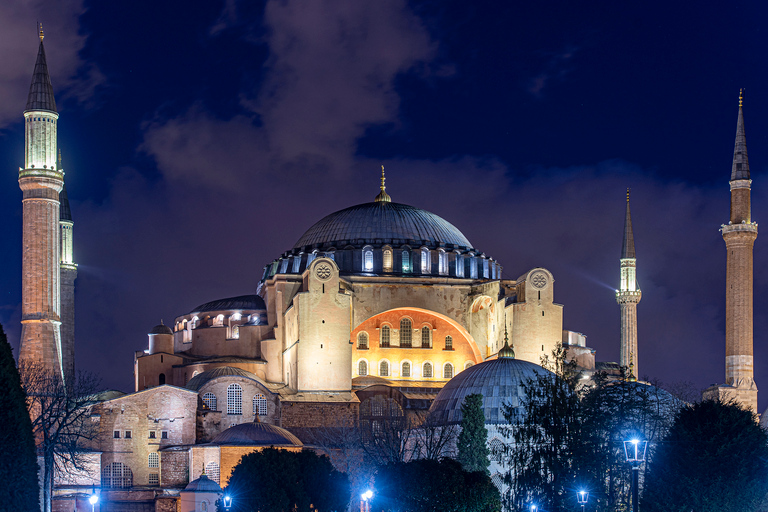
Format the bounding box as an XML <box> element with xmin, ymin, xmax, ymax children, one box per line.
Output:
<box><xmin>18</xmin><ymin>26</ymin><xmax>65</xmax><ymax>381</ymax></box>
<box><xmin>718</xmin><ymin>89</ymin><xmax>758</xmax><ymax>413</ymax></box>
<box><xmin>59</xmin><ymin>150</ymin><xmax>77</xmax><ymax>383</ymax></box>
<box><xmin>616</xmin><ymin>190</ymin><xmax>641</xmax><ymax>378</ymax></box>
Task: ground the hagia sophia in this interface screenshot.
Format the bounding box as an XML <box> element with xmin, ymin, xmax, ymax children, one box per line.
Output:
<box><xmin>15</xmin><ymin>32</ymin><xmax>758</xmax><ymax>511</ymax></box>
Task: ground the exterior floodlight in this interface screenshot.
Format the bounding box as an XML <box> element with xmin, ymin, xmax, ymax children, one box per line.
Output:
<box><xmin>623</xmin><ymin>438</ymin><xmax>647</xmax><ymax>463</ymax></box>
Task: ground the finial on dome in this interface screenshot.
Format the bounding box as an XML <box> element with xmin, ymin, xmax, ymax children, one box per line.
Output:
<box><xmin>627</xmin><ymin>358</ymin><xmax>637</xmax><ymax>382</ymax></box>
<box><xmin>38</xmin><ymin>22</ymin><xmax>44</xmax><ymax>42</ymax></box>
<box><xmin>374</xmin><ymin>164</ymin><xmax>392</xmax><ymax>203</ymax></box>
<box><xmin>626</xmin><ymin>188</ymin><xmax>630</xmax><ymax>202</ymax></box>
<box><xmin>498</xmin><ymin>317</ymin><xmax>515</xmax><ymax>359</ymax></box>
<box><xmin>739</xmin><ymin>88</ymin><xmax>743</xmax><ymax>108</ymax></box>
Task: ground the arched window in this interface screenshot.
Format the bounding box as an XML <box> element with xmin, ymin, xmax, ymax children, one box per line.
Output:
<box><xmin>206</xmin><ymin>462</ymin><xmax>220</xmax><ymax>484</ymax></box>
<box><xmin>102</xmin><ymin>462</ymin><xmax>132</xmax><ymax>488</ymax></box>
<box><xmin>383</xmin><ymin>247</ymin><xmax>393</xmax><ymax>272</ymax></box>
<box><xmin>380</xmin><ymin>326</ymin><xmax>391</xmax><ymax>347</ymax></box>
<box><xmin>214</xmin><ymin>314</ymin><xmax>224</xmax><ymax>327</ymax></box>
<box><xmin>421</xmin><ymin>326</ymin><xmax>431</xmax><ymax>347</ymax></box>
<box><xmin>357</xmin><ymin>332</ymin><xmax>369</xmax><ymax>349</ymax></box>
<box><xmin>421</xmin><ymin>248</ymin><xmax>430</xmax><ymax>273</ymax></box>
<box><xmin>148</xmin><ymin>452</ymin><xmax>159</xmax><ymax>468</ymax></box>
<box><xmin>445</xmin><ymin>336</ymin><xmax>453</xmax><ymax>350</ymax></box>
<box><xmin>379</xmin><ymin>361</ymin><xmax>389</xmax><ymax>377</ymax></box>
<box><xmin>231</xmin><ymin>325</ymin><xmax>240</xmax><ymax>339</ymax></box>
<box><xmin>253</xmin><ymin>393</ymin><xmax>267</xmax><ymax>416</ymax></box>
<box><xmin>292</xmin><ymin>254</ymin><xmax>302</xmax><ymax>272</ymax></box>
<box><xmin>227</xmin><ymin>384</ymin><xmax>242</xmax><ymax>415</ymax></box>
<box><xmin>438</xmin><ymin>249</ymin><xmax>447</xmax><ymax>275</ymax></box>
<box><xmin>158</xmin><ymin>373</ymin><xmax>166</xmax><ymax>385</ymax></box>
<box><xmin>465</xmin><ymin>361</ymin><xmax>474</xmax><ymax>370</ymax></box>
<box><xmin>455</xmin><ymin>254</ymin><xmax>464</xmax><ymax>278</ymax></box>
<box><xmin>358</xmin><ymin>360</ymin><xmax>368</xmax><ymax>376</ymax></box>
<box><xmin>363</xmin><ymin>246</ymin><xmax>374</xmax><ymax>271</ymax></box>
<box><xmin>402</xmin><ymin>250</ymin><xmax>410</xmax><ymax>273</ymax></box>
<box><xmin>202</xmin><ymin>393</ymin><xmax>217</xmax><ymax>410</ymax></box>
<box><xmin>423</xmin><ymin>362</ymin><xmax>433</xmax><ymax>378</ymax></box>
<box><xmin>444</xmin><ymin>363</ymin><xmax>454</xmax><ymax>379</ymax></box>
<box><xmin>400</xmin><ymin>319</ymin><xmax>412</xmax><ymax>348</ymax></box>
<box><xmin>402</xmin><ymin>361</ymin><xmax>411</xmax><ymax>378</ymax></box>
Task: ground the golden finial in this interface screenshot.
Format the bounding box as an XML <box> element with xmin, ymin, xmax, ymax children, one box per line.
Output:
<box><xmin>374</xmin><ymin>164</ymin><xmax>392</xmax><ymax>203</ymax></box>
<box><xmin>627</xmin><ymin>357</ymin><xmax>637</xmax><ymax>382</ymax></box>
<box><xmin>739</xmin><ymin>88</ymin><xmax>743</xmax><ymax>108</ymax></box>
<box><xmin>58</xmin><ymin>149</ymin><xmax>62</xmax><ymax>169</ymax></box>
<box><xmin>380</xmin><ymin>165</ymin><xmax>386</xmax><ymax>192</ymax></box>
<box><xmin>38</xmin><ymin>22</ymin><xmax>44</xmax><ymax>42</ymax></box>
<box><xmin>626</xmin><ymin>188</ymin><xmax>630</xmax><ymax>202</ymax></box>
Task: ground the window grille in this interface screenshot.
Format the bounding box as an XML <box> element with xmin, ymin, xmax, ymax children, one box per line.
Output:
<box><xmin>383</xmin><ymin>249</ymin><xmax>393</xmax><ymax>272</ymax></box>
<box><xmin>379</xmin><ymin>361</ymin><xmax>389</xmax><ymax>377</ymax></box>
<box><xmin>227</xmin><ymin>384</ymin><xmax>243</xmax><ymax>415</ymax></box>
<box><xmin>148</xmin><ymin>473</ymin><xmax>159</xmax><ymax>486</ymax></box>
<box><xmin>400</xmin><ymin>319</ymin><xmax>412</xmax><ymax>347</ymax></box>
<box><xmin>358</xmin><ymin>332</ymin><xmax>369</xmax><ymax>349</ymax></box>
<box><xmin>423</xmin><ymin>362</ymin><xmax>433</xmax><ymax>378</ymax></box>
<box><xmin>102</xmin><ymin>462</ymin><xmax>132</xmax><ymax>489</ymax></box>
<box><xmin>381</xmin><ymin>326</ymin><xmax>390</xmax><ymax>347</ymax></box>
<box><xmin>359</xmin><ymin>360</ymin><xmax>368</xmax><ymax>376</ymax></box>
<box><xmin>445</xmin><ymin>336</ymin><xmax>453</xmax><ymax>350</ymax></box>
<box><xmin>148</xmin><ymin>453</ymin><xmax>159</xmax><ymax>468</ymax></box>
<box><xmin>253</xmin><ymin>393</ymin><xmax>267</xmax><ymax>416</ymax></box>
<box><xmin>202</xmin><ymin>393</ymin><xmax>217</xmax><ymax>411</ymax></box>
<box><xmin>421</xmin><ymin>326</ymin><xmax>431</xmax><ymax>347</ymax></box>
<box><xmin>444</xmin><ymin>363</ymin><xmax>454</xmax><ymax>379</ymax></box>
<box><xmin>402</xmin><ymin>362</ymin><xmax>411</xmax><ymax>377</ymax></box>
<box><xmin>206</xmin><ymin>462</ymin><xmax>220</xmax><ymax>484</ymax></box>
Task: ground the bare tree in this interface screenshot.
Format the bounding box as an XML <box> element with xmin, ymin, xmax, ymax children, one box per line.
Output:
<box><xmin>410</xmin><ymin>411</ymin><xmax>458</xmax><ymax>461</ymax></box>
<box><xmin>19</xmin><ymin>360</ymin><xmax>101</xmax><ymax>512</ymax></box>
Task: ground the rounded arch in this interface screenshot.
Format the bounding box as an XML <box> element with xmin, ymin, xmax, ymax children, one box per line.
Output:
<box><xmin>401</xmin><ymin>360</ymin><xmax>412</xmax><ymax>378</ymax></box>
<box><xmin>226</xmin><ymin>383</ymin><xmax>243</xmax><ymax>415</ymax></box>
<box><xmin>379</xmin><ymin>359</ymin><xmax>391</xmax><ymax>377</ymax></box>
<box><xmin>357</xmin><ymin>331</ymin><xmax>369</xmax><ymax>349</ymax></box>
<box><xmin>357</xmin><ymin>359</ymin><xmax>369</xmax><ymax>376</ymax></box>
<box><xmin>423</xmin><ymin>361</ymin><xmax>434</xmax><ymax>379</ymax></box>
<box><xmin>443</xmin><ymin>362</ymin><xmax>454</xmax><ymax>379</ymax></box>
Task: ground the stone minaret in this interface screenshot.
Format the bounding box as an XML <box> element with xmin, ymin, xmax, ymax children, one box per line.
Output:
<box><xmin>18</xmin><ymin>27</ymin><xmax>65</xmax><ymax>381</ymax></box>
<box><xmin>718</xmin><ymin>90</ymin><xmax>758</xmax><ymax>413</ymax></box>
<box><xmin>616</xmin><ymin>190</ymin><xmax>641</xmax><ymax>379</ymax></box>
<box><xmin>59</xmin><ymin>150</ymin><xmax>77</xmax><ymax>383</ymax></box>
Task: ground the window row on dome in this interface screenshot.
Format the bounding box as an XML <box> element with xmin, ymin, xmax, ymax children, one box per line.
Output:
<box><xmin>263</xmin><ymin>245</ymin><xmax>502</xmax><ymax>280</ymax></box>
<box><xmin>175</xmin><ymin>312</ymin><xmax>263</xmax><ymax>343</ymax></box>
<box><xmin>201</xmin><ymin>385</ymin><xmax>269</xmax><ymax>417</ymax></box>
<box><xmin>357</xmin><ymin>326</ymin><xmax>455</xmax><ymax>350</ymax></box>
<box><xmin>357</xmin><ymin>359</ymin><xmax>473</xmax><ymax>379</ymax></box>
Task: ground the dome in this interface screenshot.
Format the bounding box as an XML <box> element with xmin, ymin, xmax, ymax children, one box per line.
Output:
<box><xmin>181</xmin><ymin>473</ymin><xmax>222</xmax><ymax>493</ymax></box>
<box><xmin>352</xmin><ymin>375</ymin><xmax>392</xmax><ymax>389</ymax></box>
<box><xmin>428</xmin><ymin>358</ymin><xmax>553</xmax><ymax>425</ymax></box>
<box><xmin>293</xmin><ymin>201</ymin><xmax>473</xmax><ymax>250</ymax></box>
<box><xmin>186</xmin><ymin>366</ymin><xmax>259</xmax><ymax>391</ymax></box>
<box><xmin>149</xmin><ymin>323</ymin><xmax>173</xmax><ymax>335</ymax></box>
<box><xmin>190</xmin><ymin>294</ymin><xmax>266</xmax><ymax>314</ymax></box>
<box><xmin>211</xmin><ymin>421</ymin><xmax>303</xmax><ymax>447</ymax></box>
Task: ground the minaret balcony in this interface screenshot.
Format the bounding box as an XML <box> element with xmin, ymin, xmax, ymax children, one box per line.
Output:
<box><xmin>616</xmin><ymin>290</ymin><xmax>641</xmax><ymax>304</ymax></box>
<box><xmin>721</xmin><ymin>221</ymin><xmax>758</xmax><ymax>235</ymax></box>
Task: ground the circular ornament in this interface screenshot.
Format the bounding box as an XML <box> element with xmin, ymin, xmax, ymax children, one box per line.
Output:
<box><xmin>315</xmin><ymin>263</ymin><xmax>333</xmax><ymax>281</ymax></box>
<box><xmin>530</xmin><ymin>271</ymin><xmax>548</xmax><ymax>289</ymax></box>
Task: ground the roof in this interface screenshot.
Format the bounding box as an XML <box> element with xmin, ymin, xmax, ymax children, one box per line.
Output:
<box><xmin>621</xmin><ymin>194</ymin><xmax>636</xmax><ymax>259</ymax></box>
<box><xmin>211</xmin><ymin>421</ymin><xmax>303</xmax><ymax>447</ymax></box>
<box><xmin>293</xmin><ymin>201</ymin><xmax>473</xmax><ymax>250</ymax></box>
<box><xmin>181</xmin><ymin>473</ymin><xmax>222</xmax><ymax>493</ymax></box>
<box><xmin>150</xmin><ymin>323</ymin><xmax>173</xmax><ymax>335</ymax></box>
<box><xmin>731</xmin><ymin>98</ymin><xmax>750</xmax><ymax>181</ymax></box>
<box><xmin>59</xmin><ymin>183</ymin><xmax>72</xmax><ymax>221</ymax></box>
<box><xmin>26</xmin><ymin>40</ymin><xmax>57</xmax><ymax>113</ymax></box>
<box><xmin>185</xmin><ymin>366</ymin><xmax>260</xmax><ymax>391</ymax></box>
<box><xmin>190</xmin><ymin>294</ymin><xmax>266</xmax><ymax>314</ymax></box>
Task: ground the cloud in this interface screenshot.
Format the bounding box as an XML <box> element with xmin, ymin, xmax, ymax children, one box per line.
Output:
<box><xmin>0</xmin><ymin>0</ymin><xmax>101</xmax><ymax>128</ymax></box>
<box><xmin>526</xmin><ymin>45</ymin><xmax>578</xmax><ymax>98</ymax></box>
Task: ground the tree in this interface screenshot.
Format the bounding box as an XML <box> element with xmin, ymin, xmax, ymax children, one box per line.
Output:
<box><xmin>19</xmin><ymin>360</ymin><xmax>101</xmax><ymax>512</ymax></box>
<box><xmin>457</xmin><ymin>393</ymin><xmax>490</xmax><ymax>473</ymax></box>
<box><xmin>642</xmin><ymin>399</ymin><xmax>768</xmax><ymax>512</ymax></box>
<box><xmin>375</xmin><ymin>458</ymin><xmax>501</xmax><ymax>512</ymax></box>
<box><xmin>224</xmin><ymin>448</ymin><xmax>349</xmax><ymax>512</ymax></box>
<box><xmin>411</xmin><ymin>411</ymin><xmax>459</xmax><ymax>461</ymax></box>
<box><xmin>0</xmin><ymin>324</ymin><xmax>39</xmax><ymax>511</ymax></box>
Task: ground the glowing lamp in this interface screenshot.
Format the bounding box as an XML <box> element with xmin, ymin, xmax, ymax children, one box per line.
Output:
<box><xmin>623</xmin><ymin>438</ymin><xmax>647</xmax><ymax>463</ymax></box>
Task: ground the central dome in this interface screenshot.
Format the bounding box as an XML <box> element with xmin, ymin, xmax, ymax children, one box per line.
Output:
<box><xmin>293</xmin><ymin>201</ymin><xmax>473</xmax><ymax>250</ymax></box>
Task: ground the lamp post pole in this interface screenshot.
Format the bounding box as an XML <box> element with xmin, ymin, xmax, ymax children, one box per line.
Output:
<box><xmin>624</xmin><ymin>438</ymin><xmax>648</xmax><ymax>512</ymax></box>
<box><xmin>88</xmin><ymin>486</ymin><xmax>98</xmax><ymax>512</ymax></box>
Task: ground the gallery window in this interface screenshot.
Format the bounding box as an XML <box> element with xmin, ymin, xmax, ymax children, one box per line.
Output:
<box><xmin>358</xmin><ymin>332</ymin><xmax>369</xmax><ymax>349</ymax></box>
<box><xmin>227</xmin><ymin>384</ymin><xmax>243</xmax><ymax>415</ymax></box>
<box><xmin>421</xmin><ymin>326</ymin><xmax>431</xmax><ymax>347</ymax></box>
<box><xmin>402</xmin><ymin>250</ymin><xmax>410</xmax><ymax>273</ymax></box>
<box><xmin>202</xmin><ymin>393</ymin><xmax>217</xmax><ymax>411</ymax></box>
<box><xmin>421</xmin><ymin>248</ymin><xmax>429</xmax><ymax>273</ymax></box>
<box><xmin>379</xmin><ymin>361</ymin><xmax>389</xmax><ymax>377</ymax></box>
<box><xmin>423</xmin><ymin>362</ymin><xmax>433</xmax><ymax>378</ymax></box>
<box><xmin>359</xmin><ymin>360</ymin><xmax>368</xmax><ymax>376</ymax></box>
<box><xmin>383</xmin><ymin>248</ymin><xmax>393</xmax><ymax>272</ymax></box>
<box><xmin>363</xmin><ymin>246</ymin><xmax>374</xmax><ymax>271</ymax></box>
<box><xmin>402</xmin><ymin>361</ymin><xmax>411</xmax><ymax>378</ymax></box>
<box><xmin>445</xmin><ymin>336</ymin><xmax>453</xmax><ymax>350</ymax></box>
<box><xmin>380</xmin><ymin>326</ymin><xmax>391</xmax><ymax>347</ymax></box>
<box><xmin>444</xmin><ymin>363</ymin><xmax>454</xmax><ymax>379</ymax></box>
<box><xmin>148</xmin><ymin>452</ymin><xmax>159</xmax><ymax>468</ymax></box>
<box><xmin>400</xmin><ymin>319</ymin><xmax>412</xmax><ymax>348</ymax></box>
<box><xmin>253</xmin><ymin>393</ymin><xmax>267</xmax><ymax>416</ymax></box>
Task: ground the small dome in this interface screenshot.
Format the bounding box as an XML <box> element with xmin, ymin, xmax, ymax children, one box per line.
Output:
<box><xmin>181</xmin><ymin>473</ymin><xmax>222</xmax><ymax>493</ymax></box>
<box><xmin>149</xmin><ymin>323</ymin><xmax>173</xmax><ymax>335</ymax></box>
<box><xmin>186</xmin><ymin>366</ymin><xmax>259</xmax><ymax>391</ymax></box>
<box><xmin>352</xmin><ymin>375</ymin><xmax>391</xmax><ymax>389</ymax></box>
<box><xmin>211</xmin><ymin>422</ymin><xmax>303</xmax><ymax>447</ymax></box>
<box><xmin>190</xmin><ymin>294</ymin><xmax>266</xmax><ymax>314</ymax></box>
<box><xmin>428</xmin><ymin>358</ymin><xmax>553</xmax><ymax>425</ymax></box>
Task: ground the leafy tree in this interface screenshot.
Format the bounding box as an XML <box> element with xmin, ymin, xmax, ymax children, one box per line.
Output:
<box><xmin>375</xmin><ymin>458</ymin><xmax>500</xmax><ymax>512</ymax></box>
<box><xmin>457</xmin><ymin>393</ymin><xmax>490</xmax><ymax>473</ymax></box>
<box><xmin>642</xmin><ymin>399</ymin><xmax>768</xmax><ymax>512</ymax></box>
<box><xmin>224</xmin><ymin>448</ymin><xmax>349</xmax><ymax>512</ymax></box>
<box><xmin>0</xmin><ymin>324</ymin><xmax>39</xmax><ymax>511</ymax></box>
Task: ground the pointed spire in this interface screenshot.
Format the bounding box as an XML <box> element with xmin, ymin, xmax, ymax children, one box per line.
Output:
<box><xmin>731</xmin><ymin>89</ymin><xmax>750</xmax><ymax>181</ymax></box>
<box><xmin>498</xmin><ymin>316</ymin><xmax>515</xmax><ymax>359</ymax></box>
<box><xmin>25</xmin><ymin>27</ymin><xmax>57</xmax><ymax>113</ymax></box>
<box><xmin>621</xmin><ymin>189</ymin><xmax>636</xmax><ymax>259</ymax></box>
<box><xmin>374</xmin><ymin>165</ymin><xmax>392</xmax><ymax>203</ymax></box>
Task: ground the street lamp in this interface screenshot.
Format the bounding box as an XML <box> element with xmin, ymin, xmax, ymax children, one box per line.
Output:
<box><xmin>576</xmin><ymin>490</ymin><xmax>589</xmax><ymax>512</ymax></box>
<box><xmin>624</xmin><ymin>438</ymin><xmax>648</xmax><ymax>512</ymax></box>
<box><xmin>88</xmin><ymin>487</ymin><xmax>98</xmax><ymax>512</ymax></box>
<box><xmin>530</xmin><ymin>504</ymin><xmax>537</xmax><ymax>512</ymax></box>
<box><xmin>223</xmin><ymin>494</ymin><xmax>232</xmax><ymax>511</ymax></box>
<box><xmin>361</xmin><ymin>490</ymin><xmax>373</xmax><ymax>512</ymax></box>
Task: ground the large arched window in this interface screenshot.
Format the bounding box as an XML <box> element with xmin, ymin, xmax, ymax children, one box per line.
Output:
<box><xmin>227</xmin><ymin>384</ymin><xmax>242</xmax><ymax>415</ymax></box>
<box><xmin>148</xmin><ymin>452</ymin><xmax>159</xmax><ymax>468</ymax></box>
<box><xmin>206</xmin><ymin>462</ymin><xmax>220</xmax><ymax>484</ymax></box>
<box><xmin>402</xmin><ymin>250</ymin><xmax>410</xmax><ymax>273</ymax></box>
<box><xmin>357</xmin><ymin>332</ymin><xmax>369</xmax><ymax>349</ymax></box>
<box><xmin>358</xmin><ymin>360</ymin><xmax>368</xmax><ymax>376</ymax></box>
<box><xmin>400</xmin><ymin>319</ymin><xmax>412</xmax><ymax>348</ymax></box>
<box><xmin>421</xmin><ymin>248</ymin><xmax>430</xmax><ymax>273</ymax></box>
<box><xmin>445</xmin><ymin>335</ymin><xmax>453</xmax><ymax>350</ymax></box>
<box><xmin>202</xmin><ymin>392</ymin><xmax>217</xmax><ymax>411</ymax></box>
<box><xmin>438</xmin><ymin>249</ymin><xmax>447</xmax><ymax>275</ymax></box>
<box><xmin>363</xmin><ymin>246</ymin><xmax>374</xmax><ymax>271</ymax></box>
<box><xmin>423</xmin><ymin>362</ymin><xmax>433</xmax><ymax>378</ymax></box>
<box><xmin>402</xmin><ymin>361</ymin><xmax>411</xmax><ymax>378</ymax></box>
<box><xmin>444</xmin><ymin>363</ymin><xmax>454</xmax><ymax>379</ymax></box>
<box><xmin>379</xmin><ymin>360</ymin><xmax>390</xmax><ymax>377</ymax></box>
<box><xmin>383</xmin><ymin>247</ymin><xmax>393</xmax><ymax>272</ymax></box>
<box><xmin>380</xmin><ymin>326</ymin><xmax>391</xmax><ymax>347</ymax></box>
<box><xmin>102</xmin><ymin>462</ymin><xmax>132</xmax><ymax>488</ymax></box>
<box><xmin>421</xmin><ymin>326</ymin><xmax>431</xmax><ymax>347</ymax></box>
<box><xmin>253</xmin><ymin>393</ymin><xmax>267</xmax><ymax>416</ymax></box>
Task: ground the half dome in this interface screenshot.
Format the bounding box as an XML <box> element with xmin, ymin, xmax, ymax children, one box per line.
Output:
<box><xmin>211</xmin><ymin>422</ymin><xmax>303</xmax><ymax>447</ymax></box>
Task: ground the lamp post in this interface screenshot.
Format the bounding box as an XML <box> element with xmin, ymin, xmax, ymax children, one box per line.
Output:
<box><xmin>361</xmin><ymin>490</ymin><xmax>373</xmax><ymax>512</ymax></box>
<box><xmin>223</xmin><ymin>494</ymin><xmax>232</xmax><ymax>511</ymax></box>
<box><xmin>576</xmin><ymin>490</ymin><xmax>589</xmax><ymax>512</ymax></box>
<box><xmin>88</xmin><ymin>487</ymin><xmax>98</xmax><ymax>512</ymax></box>
<box><xmin>530</xmin><ymin>504</ymin><xmax>537</xmax><ymax>512</ymax></box>
<box><xmin>624</xmin><ymin>438</ymin><xmax>648</xmax><ymax>512</ymax></box>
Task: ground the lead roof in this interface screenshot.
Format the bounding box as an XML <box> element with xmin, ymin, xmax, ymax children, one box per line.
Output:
<box><xmin>26</xmin><ymin>41</ymin><xmax>57</xmax><ymax>113</ymax></box>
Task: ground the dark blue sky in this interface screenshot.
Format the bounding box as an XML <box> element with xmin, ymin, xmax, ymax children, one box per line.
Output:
<box><xmin>1</xmin><ymin>0</ymin><xmax>767</xmax><ymax>407</ymax></box>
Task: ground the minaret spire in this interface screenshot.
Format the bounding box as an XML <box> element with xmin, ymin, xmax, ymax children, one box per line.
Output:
<box><xmin>707</xmin><ymin>90</ymin><xmax>759</xmax><ymax>414</ymax></box>
<box><xmin>374</xmin><ymin>165</ymin><xmax>391</xmax><ymax>203</ymax></box>
<box><xmin>59</xmin><ymin>149</ymin><xmax>77</xmax><ymax>383</ymax></box>
<box><xmin>616</xmin><ymin>191</ymin><xmax>641</xmax><ymax>377</ymax></box>
<box><xmin>26</xmin><ymin>26</ymin><xmax>57</xmax><ymax>114</ymax></box>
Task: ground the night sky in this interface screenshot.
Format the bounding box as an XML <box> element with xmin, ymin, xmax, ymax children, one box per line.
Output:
<box><xmin>1</xmin><ymin>0</ymin><xmax>767</xmax><ymax>408</ymax></box>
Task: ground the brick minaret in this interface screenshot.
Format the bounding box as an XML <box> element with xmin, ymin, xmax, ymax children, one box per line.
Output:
<box><xmin>18</xmin><ymin>27</ymin><xmax>64</xmax><ymax>380</ymax></box>
<box><xmin>616</xmin><ymin>190</ymin><xmax>641</xmax><ymax>379</ymax></box>
<box><xmin>716</xmin><ymin>90</ymin><xmax>758</xmax><ymax>413</ymax></box>
<box><xmin>59</xmin><ymin>150</ymin><xmax>77</xmax><ymax>383</ymax></box>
